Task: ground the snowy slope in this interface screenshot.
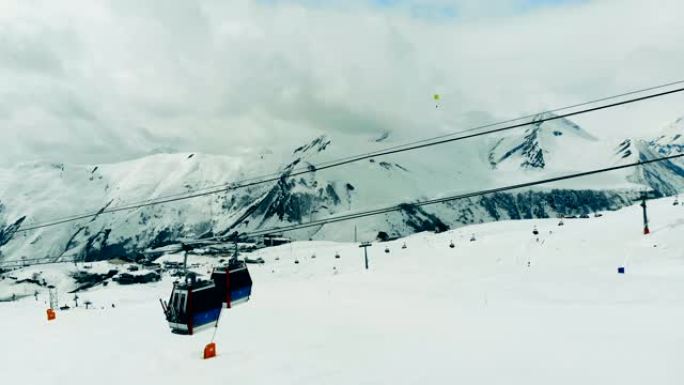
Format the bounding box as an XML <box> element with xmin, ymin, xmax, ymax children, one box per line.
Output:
<box><xmin>0</xmin><ymin>115</ymin><xmax>682</xmax><ymax>263</ymax></box>
<box><xmin>615</xmin><ymin>117</ymin><xmax>684</xmax><ymax>194</ymax></box>
<box><xmin>488</xmin><ymin>113</ymin><xmax>598</xmax><ymax>171</ymax></box>
<box><xmin>1</xmin><ymin>197</ymin><xmax>684</xmax><ymax>384</ymax></box>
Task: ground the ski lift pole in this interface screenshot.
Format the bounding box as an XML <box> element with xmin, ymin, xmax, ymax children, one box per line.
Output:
<box><xmin>203</xmin><ymin>310</ymin><xmax>221</xmax><ymax>360</ymax></box>
<box><xmin>233</xmin><ymin>238</ymin><xmax>239</xmax><ymax>261</ymax></box>
<box><xmin>211</xmin><ymin>308</ymin><xmax>223</xmax><ymax>342</ymax></box>
<box><xmin>204</xmin><ymin>262</ymin><xmax>231</xmax><ymax>360</ymax></box>
<box><xmin>633</xmin><ymin>192</ymin><xmax>655</xmax><ymax>235</ymax></box>
<box><xmin>181</xmin><ymin>244</ymin><xmax>192</xmax><ymax>276</ymax></box>
<box><xmin>229</xmin><ymin>231</ymin><xmax>241</xmax><ymax>262</ymax></box>
<box><xmin>359</xmin><ymin>242</ymin><xmax>372</xmax><ymax>270</ymax></box>
<box><xmin>641</xmin><ymin>197</ymin><xmax>650</xmax><ymax>235</ymax></box>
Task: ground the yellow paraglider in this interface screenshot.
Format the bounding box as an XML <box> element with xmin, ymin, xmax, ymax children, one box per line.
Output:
<box><xmin>433</xmin><ymin>94</ymin><xmax>441</xmax><ymax>108</ymax></box>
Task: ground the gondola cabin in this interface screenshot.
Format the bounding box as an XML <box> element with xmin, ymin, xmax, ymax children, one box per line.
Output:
<box><xmin>161</xmin><ymin>260</ymin><xmax>253</xmax><ymax>335</ymax></box>
<box><xmin>210</xmin><ymin>260</ymin><xmax>253</xmax><ymax>308</ymax></box>
<box><xmin>163</xmin><ymin>277</ymin><xmax>221</xmax><ymax>335</ymax></box>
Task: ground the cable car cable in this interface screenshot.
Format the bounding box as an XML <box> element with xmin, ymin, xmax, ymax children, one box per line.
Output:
<box><xmin>2</xmin><ymin>152</ymin><xmax>681</xmax><ymax>269</ymax></box>
<box><xmin>113</xmin><ymin>78</ymin><xmax>684</xmax><ymax>206</ymax></box>
<box><xmin>13</xmin><ymin>81</ymin><xmax>684</xmax><ymax>234</ymax></box>
<box><xmin>239</xmin><ymin>153</ymin><xmax>684</xmax><ymax>237</ymax></box>
<box><xmin>110</xmin><ymin>78</ymin><xmax>684</xmax><ymax>204</ymax></box>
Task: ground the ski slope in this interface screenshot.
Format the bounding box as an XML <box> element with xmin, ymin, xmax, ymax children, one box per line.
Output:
<box><xmin>1</xmin><ymin>197</ymin><xmax>684</xmax><ymax>384</ymax></box>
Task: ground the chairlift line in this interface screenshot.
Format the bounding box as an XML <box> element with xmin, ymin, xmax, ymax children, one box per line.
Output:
<box><xmin>106</xmin><ymin>78</ymin><xmax>684</xmax><ymax>203</ymax></box>
<box><xmin>239</xmin><ymin>153</ymin><xmax>684</xmax><ymax>238</ymax></box>
<box><xmin>1</xmin><ymin>152</ymin><xmax>682</xmax><ymax>270</ymax></box>
<box><xmin>12</xmin><ymin>80</ymin><xmax>684</xmax><ymax>234</ymax></box>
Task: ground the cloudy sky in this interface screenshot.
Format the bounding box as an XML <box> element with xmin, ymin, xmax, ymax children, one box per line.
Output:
<box><xmin>1</xmin><ymin>0</ymin><xmax>684</xmax><ymax>166</ymax></box>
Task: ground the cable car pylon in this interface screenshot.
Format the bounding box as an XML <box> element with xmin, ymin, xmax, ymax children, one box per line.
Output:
<box><xmin>359</xmin><ymin>241</ymin><xmax>372</xmax><ymax>270</ymax></box>
<box><xmin>634</xmin><ymin>192</ymin><xmax>657</xmax><ymax>235</ymax></box>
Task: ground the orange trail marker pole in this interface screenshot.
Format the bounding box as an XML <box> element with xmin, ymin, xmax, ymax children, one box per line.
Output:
<box><xmin>203</xmin><ymin>291</ymin><xmax>224</xmax><ymax>360</ymax></box>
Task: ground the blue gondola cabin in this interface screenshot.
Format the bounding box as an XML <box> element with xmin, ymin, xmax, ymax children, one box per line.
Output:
<box><xmin>162</xmin><ymin>260</ymin><xmax>253</xmax><ymax>335</ymax></box>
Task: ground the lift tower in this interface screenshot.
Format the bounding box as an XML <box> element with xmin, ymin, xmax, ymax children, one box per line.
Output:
<box><xmin>634</xmin><ymin>191</ymin><xmax>657</xmax><ymax>235</ymax></box>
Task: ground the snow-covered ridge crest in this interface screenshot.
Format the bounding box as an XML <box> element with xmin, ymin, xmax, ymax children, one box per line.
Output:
<box><xmin>614</xmin><ymin>116</ymin><xmax>684</xmax><ymax>194</ymax></box>
<box><xmin>488</xmin><ymin>112</ymin><xmax>598</xmax><ymax>170</ymax></box>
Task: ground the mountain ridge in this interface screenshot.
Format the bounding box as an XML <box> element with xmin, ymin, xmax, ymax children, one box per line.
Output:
<box><xmin>0</xmin><ymin>115</ymin><xmax>682</xmax><ymax>263</ymax></box>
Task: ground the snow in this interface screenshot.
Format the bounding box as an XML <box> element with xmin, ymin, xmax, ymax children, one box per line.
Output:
<box><xmin>2</xmin><ymin>197</ymin><xmax>684</xmax><ymax>384</ymax></box>
<box><xmin>2</xmin><ymin>113</ymin><xmax>683</xmax><ymax>262</ymax></box>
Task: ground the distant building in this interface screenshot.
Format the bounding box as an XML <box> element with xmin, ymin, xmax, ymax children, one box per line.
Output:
<box><xmin>261</xmin><ymin>234</ymin><xmax>291</xmax><ymax>247</ymax></box>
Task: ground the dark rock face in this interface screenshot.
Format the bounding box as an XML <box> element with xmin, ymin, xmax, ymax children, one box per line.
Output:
<box><xmin>293</xmin><ymin>136</ymin><xmax>331</xmax><ymax>154</ymax></box>
<box><xmin>0</xmin><ymin>216</ymin><xmax>26</xmax><ymax>248</ymax></box>
<box><xmin>478</xmin><ymin>190</ymin><xmax>635</xmax><ymax>221</ymax></box>
<box><xmin>643</xmin><ymin>154</ymin><xmax>684</xmax><ymax>193</ymax></box>
<box><xmin>489</xmin><ymin>122</ymin><xmax>547</xmax><ymax>170</ymax></box>
<box><xmin>398</xmin><ymin>203</ymin><xmax>450</xmax><ymax>233</ymax></box>
<box><xmin>616</xmin><ymin>139</ymin><xmax>632</xmax><ymax>159</ymax></box>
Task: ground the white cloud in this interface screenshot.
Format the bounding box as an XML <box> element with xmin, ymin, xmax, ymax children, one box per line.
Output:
<box><xmin>1</xmin><ymin>0</ymin><xmax>684</xmax><ymax>166</ymax></box>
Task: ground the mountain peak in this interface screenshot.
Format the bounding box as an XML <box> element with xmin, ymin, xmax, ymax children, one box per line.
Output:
<box><xmin>653</xmin><ymin>116</ymin><xmax>684</xmax><ymax>145</ymax></box>
<box><xmin>293</xmin><ymin>135</ymin><xmax>331</xmax><ymax>155</ymax></box>
<box><xmin>488</xmin><ymin>113</ymin><xmax>597</xmax><ymax>170</ymax></box>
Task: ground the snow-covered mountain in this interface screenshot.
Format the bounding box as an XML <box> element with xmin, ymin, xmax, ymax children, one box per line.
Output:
<box><xmin>0</xmin><ymin>114</ymin><xmax>682</xmax><ymax>263</ymax></box>
<box><xmin>488</xmin><ymin>113</ymin><xmax>598</xmax><ymax>170</ymax></box>
<box><xmin>615</xmin><ymin>117</ymin><xmax>684</xmax><ymax>195</ymax></box>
